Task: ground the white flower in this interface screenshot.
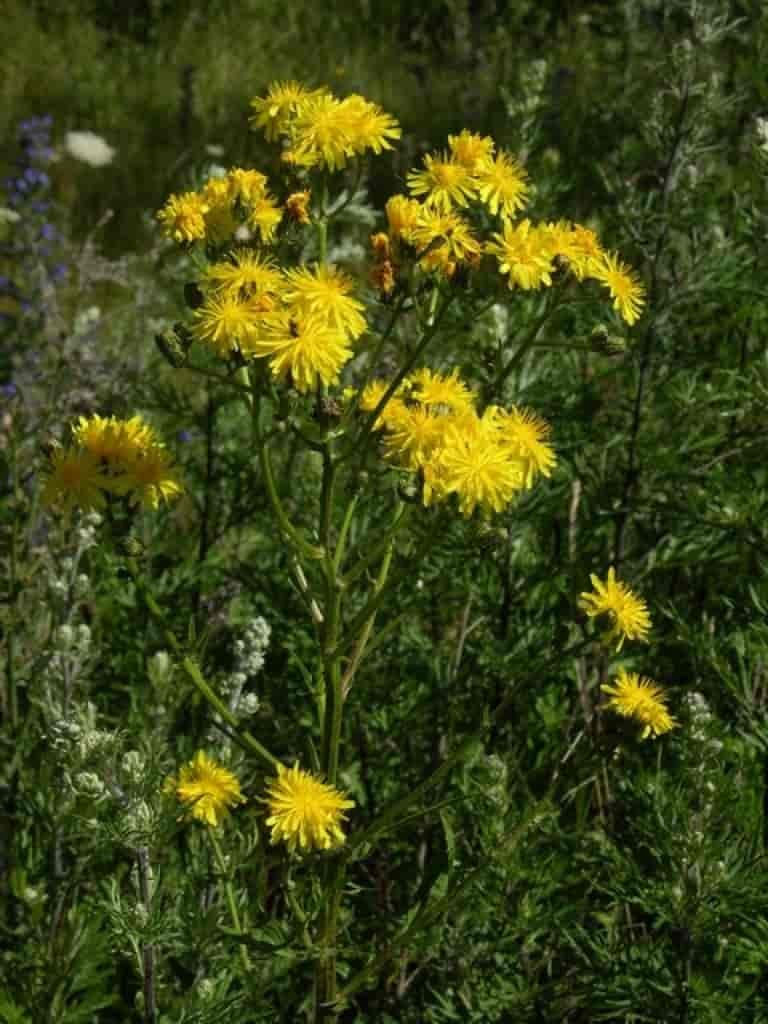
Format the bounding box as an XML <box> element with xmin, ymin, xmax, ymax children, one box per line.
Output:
<box><xmin>0</xmin><ymin>207</ymin><xmax>21</xmax><ymax>225</ymax></box>
<box><xmin>65</xmin><ymin>131</ymin><xmax>116</xmax><ymax>168</ymax></box>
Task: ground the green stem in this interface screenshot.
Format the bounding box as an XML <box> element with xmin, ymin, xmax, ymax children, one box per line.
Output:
<box><xmin>252</xmin><ymin>383</ymin><xmax>323</xmax><ymax>563</ymax></box>
<box><xmin>182</xmin><ymin>657</ymin><xmax>281</xmax><ymax>770</ymax></box>
<box><xmin>125</xmin><ymin>557</ymin><xmax>281</xmax><ymax>770</ymax></box>
<box><xmin>491</xmin><ymin>279</ymin><xmax>572</xmax><ymax>399</ymax></box>
<box><xmin>208</xmin><ymin>829</ymin><xmax>251</xmax><ymax>975</ymax></box>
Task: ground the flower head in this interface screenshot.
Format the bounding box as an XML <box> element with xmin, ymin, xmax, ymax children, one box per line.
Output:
<box><xmin>579</xmin><ymin>567</ymin><xmax>652</xmax><ymax>650</ymax></box>
<box><xmin>64</xmin><ymin>130</ymin><xmax>115</xmax><ymax>167</ymax></box>
<box><xmin>487</xmin><ymin>219</ymin><xmax>556</xmax><ymax>290</ymax></box>
<box><xmin>590</xmin><ymin>252</ymin><xmax>645</xmax><ymax>325</ymax></box>
<box><xmin>474</xmin><ymin>151</ymin><xmax>529</xmax><ymax>217</ymax></box>
<box><xmin>601</xmin><ymin>669</ymin><xmax>677</xmax><ymax>739</ymax></box>
<box><xmin>433</xmin><ymin>418</ymin><xmax>526</xmax><ymax>516</ymax></box>
<box><xmin>203</xmin><ymin>250</ymin><xmax>282</xmax><ymax>300</ymax></box>
<box><xmin>386</xmin><ymin>194</ymin><xmax>421</xmax><ymax>243</ymax></box>
<box><xmin>495</xmin><ymin>406</ymin><xmax>556</xmax><ymax>488</ymax></box>
<box><xmin>282</xmin><ymin>263</ymin><xmax>366</xmax><ymax>340</ymax></box>
<box><xmin>121</xmin><ymin>446</ymin><xmax>184</xmax><ymax>509</ymax></box>
<box><xmin>168</xmin><ymin>751</ymin><xmax>245</xmax><ymax>827</ymax></box>
<box><xmin>264</xmin><ymin>762</ymin><xmax>354</xmax><ymax>853</ymax></box>
<box><xmin>248</xmin><ymin>313</ymin><xmax>352</xmax><ymax>392</ymax></box>
<box><xmin>157</xmin><ymin>191</ymin><xmax>209</xmax><ymax>244</ymax></box>
<box><xmin>192</xmin><ymin>293</ymin><xmax>261</xmax><ymax>357</ymax></box>
<box><xmin>407</xmin><ymin>151</ymin><xmax>477</xmax><ymax>211</ymax></box>
<box><xmin>448</xmin><ymin>130</ymin><xmax>495</xmax><ymax>170</ymax></box>
<box><xmin>249</xmin><ymin>80</ymin><xmax>317</xmax><ymax>140</ymax></box>
<box><xmin>42</xmin><ymin>447</ymin><xmax>108</xmax><ymax>518</ymax></box>
<box><xmin>406</xmin><ymin>367</ymin><xmax>475</xmax><ymax>413</ymax></box>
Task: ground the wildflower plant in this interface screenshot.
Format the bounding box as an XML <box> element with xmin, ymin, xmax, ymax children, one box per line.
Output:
<box><xmin>25</xmin><ymin>77</ymin><xmax>664</xmax><ymax>1020</ymax></box>
<box><xmin>21</xmin><ymin>11</ymin><xmax>768</xmax><ymax>1006</ymax></box>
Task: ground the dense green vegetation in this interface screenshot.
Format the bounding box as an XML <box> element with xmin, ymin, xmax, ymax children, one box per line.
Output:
<box><xmin>1</xmin><ymin>1</ymin><xmax>767</xmax><ymax>1021</ymax></box>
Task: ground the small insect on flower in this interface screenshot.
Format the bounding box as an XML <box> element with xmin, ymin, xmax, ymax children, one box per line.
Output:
<box><xmin>579</xmin><ymin>566</ymin><xmax>652</xmax><ymax>651</ymax></box>
<box><xmin>166</xmin><ymin>751</ymin><xmax>245</xmax><ymax>828</ymax></box>
<box><xmin>601</xmin><ymin>668</ymin><xmax>678</xmax><ymax>739</ymax></box>
<box><xmin>264</xmin><ymin>762</ymin><xmax>354</xmax><ymax>854</ymax></box>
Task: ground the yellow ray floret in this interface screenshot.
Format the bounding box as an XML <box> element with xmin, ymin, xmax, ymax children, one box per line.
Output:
<box><xmin>249</xmin><ymin>80</ymin><xmax>319</xmax><ymax>140</ymax></box>
<box><xmin>494</xmin><ymin>406</ymin><xmax>556</xmax><ymax>488</ymax></box>
<box><xmin>41</xmin><ymin>447</ymin><xmax>109</xmax><ymax>518</ymax></box>
<box><xmin>579</xmin><ymin>566</ymin><xmax>652</xmax><ymax>650</ymax></box>
<box><xmin>264</xmin><ymin>762</ymin><xmax>354</xmax><ymax>853</ymax></box>
<box><xmin>282</xmin><ymin>264</ymin><xmax>367</xmax><ymax>340</ymax></box>
<box><xmin>474</xmin><ymin>150</ymin><xmax>529</xmax><ymax>218</ymax></box>
<box><xmin>248</xmin><ymin>313</ymin><xmax>353</xmax><ymax>392</ymax></box>
<box><xmin>590</xmin><ymin>251</ymin><xmax>645</xmax><ymax>325</ymax></box>
<box><xmin>168</xmin><ymin>751</ymin><xmax>245</xmax><ymax>827</ymax></box>
<box><xmin>448</xmin><ymin>130</ymin><xmax>495</xmax><ymax>170</ymax></box>
<box><xmin>203</xmin><ymin>250</ymin><xmax>282</xmax><ymax>299</ymax></box>
<box><xmin>407</xmin><ymin>151</ymin><xmax>478</xmax><ymax>211</ymax></box>
<box><xmin>487</xmin><ymin>219</ymin><xmax>556</xmax><ymax>290</ymax></box>
<box><xmin>601</xmin><ymin>669</ymin><xmax>677</xmax><ymax>739</ymax></box>
<box><xmin>157</xmin><ymin>191</ymin><xmax>209</xmax><ymax>243</ymax></box>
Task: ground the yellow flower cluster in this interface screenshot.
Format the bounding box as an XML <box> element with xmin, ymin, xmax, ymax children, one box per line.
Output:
<box><xmin>358</xmin><ymin>368</ymin><xmax>556</xmax><ymax>517</ymax></box>
<box><xmin>157</xmin><ymin>166</ymin><xmax>283</xmax><ymax>247</ymax></box>
<box><xmin>193</xmin><ymin>259</ymin><xmax>367</xmax><ymax>391</ymax></box>
<box><xmin>167</xmin><ymin>752</ymin><xmax>355</xmax><ymax>854</ymax></box>
<box><xmin>365</xmin><ymin>130</ymin><xmax>645</xmax><ymax>323</ymax></box>
<box><xmin>578</xmin><ymin>568</ymin><xmax>677</xmax><ymax>739</ymax></box>
<box><xmin>249</xmin><ymin>80</ymin><xmax>401</xmax><ymax>170</ymax></box>
<box><xmin>42</xmin><ymin>414</ymin><xmax>182</xmax><ymax>516</ymax></box>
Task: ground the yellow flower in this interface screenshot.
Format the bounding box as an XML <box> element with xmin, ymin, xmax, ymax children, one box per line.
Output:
<box><xmin>407</xmin><ymin>151</ymin><xmax>477</xmax><ymax>211</ymax></box>
<box><xmin>157</xmin><ymin>191</ymin><xmax>208</xmax><ymax>243</ymax></box>
<box><xmin>284</xmin><ymin>90</ymin><xmax>357</xmax><ymax>171</ymax></box>
<box><xmin>474</xmin><ymin>151</ymin><xmax>529</xmax><ymax>218</ymax></box>
<box><xmin>282</xmin><ymin>264</ymin><xmax>366</xmax><ymax>340</ymax></box>
<box><xmin>339</xmin><ymin>94</ymin><xmax>401</xmax><ymax>156</ymax></box>
<box><xmin>248</xmin><ymin>313</ymin><xmax>353</xmax><ymax>392</ymax></box>
<box><xmin>412</xmin><ymin>207</ymin><xmax>481</xmax><ymax>265</ymax></box>
<box><xmin>487</xmin><ymin>219</ymin><xmax>556</xmax><ymax>290</ymax></box>
<box><xmin>264</xmin><ymin>762</ymin><xmax>354</xmax><ymax>853</ymax></box>
<box><xmin>579</xmin><ymin>567</ymin><xmax>652</xmax><ymax>650</ymax></box>
<box><xmin>203</xmin><ymin>249</ymin><xmax>282</xmax><ymax>299</ymax></box>
<box><xmin>249</xmin><ymin>80</ymin><xmax>317</xmax><ymax>140</ymax></box>
<box><xmin>495</xmin><ymin>406</ymin><xmax>556</xmax><ymax>488</ymax></box>
<box><xmin>601</xmin><ymin>669</ymin><xmax>677</xmax><ymax>739</ymax></box>
<box><xmin>382</xmin><ymin>404</ymin><xmax>451</xmax><ymax>470</ymax></box>
<box><xmin>358</xmin><ymin>379</ymin><xmax>407</xmax><ymax>427</ymax></box>
<box><xmin>227</xmin><ymin>167</ymin><xmax>268</xmax><ymax>206</ymax></box>
<box><xmin>41</xmin><ymin>447</ymin><xmax>108</xmax><ymax>517</ymax></box>
<box><xmin>590</xmin><ymin>252</ymin><xmax>645</xmax><ymax>325</ymax></box>
<box><xmin>121</xmin><ymin>446</ymin><xmax>183</xmax><ymax>509</ymax></box>
<box><xmin>192</xmin><ymin>293</ymin><xmax>261</xmax><ymax>357</ymax></box>
<box><xmin>201</xmin><ymin>177</ymin><xmax>237</xmax><ymax>245</ymax></box>
<box><xmin>385</xmin><ymin>194</ymin><xmax>421</xmax><ymax>243</ymax></box>
<box><xmin>169</xmin><ymin>751</ymin><xmax>245</xmax><ymax>827</ymax></box>
<box><xmin>433</xmin><ymin>419</ymin><xmax>526</xmax><ymax>516</ymax></box>
<box><xmin>285</xmin><ymin>190</ymin><xmax>312</xmax><ymax>225</ymax></box>
<box><xmin>247</xmin><ymin>194</ymin><xmax>283</xmax><ymax>244</ymax></box>
<box><xmin>72</xmin><ymin>414</ymin><xmax>158</xmax><ymax>466</ymax></box>
<box><xmin>557</xmin><ymin>222</ymin><xmax>605</xmax><ymax>280</ymax></box>
<box><xmin>406</xmin><ymin>367</ymin><xmax>475</xmax><ymax>412</ymax></box>
<box><xmin>448</xmin><ymin>130</ymin><xmax>495</xmax><ymax>170</ymax></box>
